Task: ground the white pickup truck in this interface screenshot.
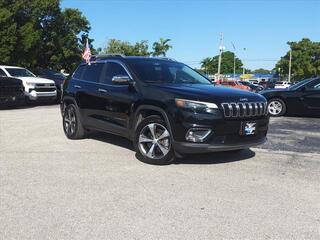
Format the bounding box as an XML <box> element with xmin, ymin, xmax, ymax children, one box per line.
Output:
<box><xmin>0</xmin><ymin>65</ymin><xmax>57</xmax><ymax>102</ymax></box>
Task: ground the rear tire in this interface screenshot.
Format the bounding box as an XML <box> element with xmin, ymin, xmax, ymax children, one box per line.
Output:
<box><xmin>63</xmin><ymin>104</ymin><xmax>86</xmax><ymax>139</ymax></box>
<box><xmin>134</xmin><ymin>115</ymin><xmax>175</xmax><ymax>165</ymax></box>
<box><xmin>267</xmin><ymin>98</ymin><xmax>286</xmax><ymax>117</ymax></box>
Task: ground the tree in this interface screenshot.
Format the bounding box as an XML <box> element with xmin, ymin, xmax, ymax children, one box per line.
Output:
<box><xmin>253</xmin><ymin>68</ymin><xmax>271</xmax><ymax>74</ymax></box>
<box><xmin>152</xmin><ymin>38</ymin><xmax>172</xmax><ymax>57</ymax></box>
<box><xmin>105</xmin><ymin>39</ymin><xmax>150</xmax><ymax>56</ymax></box>
<box><xmin>105</xmin><ymin>38</ymin><xmax>172</xmax><ymax>57</ymax></box>
<box><xmin>275</xmin><ymin>38</ymin><xmax>320</xmax><ymax>81</ymax></box>
<box><xmin>201</xmin><ymin>51</ymin><xmax>243</xmax><ymax>74</ymax></box>
<box><xmin>0</xmin><ymin>0</ymin><xmax>92</xmax><ymax>72</ymax></box>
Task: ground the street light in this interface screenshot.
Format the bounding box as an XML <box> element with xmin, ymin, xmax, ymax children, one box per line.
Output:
<box><xmin>217</xmin><ymin>33</ymin><xmax>225</xmax><ymax>81</ymax></box>
<box><xmin>231</xmin><ymin>42</ymin><xmax>236</xmax><ymax>80</ymax></box>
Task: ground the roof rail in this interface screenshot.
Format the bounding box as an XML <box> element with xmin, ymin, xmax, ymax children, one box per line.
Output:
<box><xmin>157</xmin><ymin>57</ymin><xmax>177</xmax><ymax>62</ymax></box>
<box><xmin>95</xmin><ymin>53</ymin><xmax>125</xmax><ymax>59</ymax></box>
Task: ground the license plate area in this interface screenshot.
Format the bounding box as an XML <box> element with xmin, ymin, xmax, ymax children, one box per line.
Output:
<box><xmin>240</xmin><ymin>121</ymin><xmax>258</xmax><ymax>136</ymax></box>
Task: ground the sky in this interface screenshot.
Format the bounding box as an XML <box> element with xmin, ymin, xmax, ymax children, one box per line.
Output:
<box><xmin>61</xmin><ymin>0</ymin><xmax>320</xmax><ymax>70</ymax></box>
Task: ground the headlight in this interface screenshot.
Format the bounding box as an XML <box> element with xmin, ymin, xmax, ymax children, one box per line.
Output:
<box><xmin>26</xmin><ymin>82</ymin><xmax>36</xmax><ymax>87</ymax></box>
<box><xmin>175</xmin><ymin>98</ymin><xmax>218</xmax><ymax>113</ymax></box>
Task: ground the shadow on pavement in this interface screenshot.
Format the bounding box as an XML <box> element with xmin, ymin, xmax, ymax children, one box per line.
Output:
<box><xmin>89</xmin><ymin>131</ymin><xmax>256</xmax><ymax>165</ymax></box>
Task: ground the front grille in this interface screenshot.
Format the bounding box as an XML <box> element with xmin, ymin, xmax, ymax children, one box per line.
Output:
<box><xmin>34</xmin><ymin>87</ymin><xmax>56</xmax><ymax>92</ymax></box>
<box><xmin>36</xmin><ymin>83</ymin><xmax>55</xmax><ymax>87</ymax></box>
<box><xmin>221</xmin><ymin>102</ymin><xmax>267</xmax><ymax>118</ymax></box>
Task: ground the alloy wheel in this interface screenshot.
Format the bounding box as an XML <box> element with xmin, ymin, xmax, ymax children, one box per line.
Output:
<box><xmin>138</xmin><ymin>123</ymin><xmax>171</xmax><ymax>159</ymax></box>
<box><xmin>64</xmin><ymin>107</ymin><xmax>77</xmax><ymax>136</ymax></box>
<box><xmin>268</xmin><ymin>100</ymin><xmax>283</xmax><ymax>116</ymax></box>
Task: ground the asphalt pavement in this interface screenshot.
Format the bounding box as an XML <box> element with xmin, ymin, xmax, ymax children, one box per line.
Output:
<box><xmin>0</xmin><ymin>105</ymin><xmax>320</xmax><ymax>240</ymax></box>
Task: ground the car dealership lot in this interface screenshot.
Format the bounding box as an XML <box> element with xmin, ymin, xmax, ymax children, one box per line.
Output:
<box><xmin>0</xmin><ymin>105</ymin><xmax>320</xmax><ymax>239</ymax></box>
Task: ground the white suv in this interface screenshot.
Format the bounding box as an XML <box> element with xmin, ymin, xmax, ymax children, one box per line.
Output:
<box><xmin>0</xmin><ymin>65</ymin><xmax>57</xmax><ymax>102</ymax></box>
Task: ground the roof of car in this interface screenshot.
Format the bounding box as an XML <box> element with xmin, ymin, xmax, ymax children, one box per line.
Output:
<box><xmin>91</xmin><ymin>54</ymin><xmax>178</xmax><ymax>63</ymax></box>
<box><xmin>0</xmin><ymin>65</ymin><xmax>24</xmax><ymax>69</ymax></box>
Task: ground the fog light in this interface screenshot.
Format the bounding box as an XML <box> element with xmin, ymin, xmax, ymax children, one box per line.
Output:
<box><xmin>185</xmin><ymin>128</ymin><xmax>212</xmax><ymax>142</ymax></box>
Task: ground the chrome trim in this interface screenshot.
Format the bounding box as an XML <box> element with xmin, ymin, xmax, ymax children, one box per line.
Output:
<box><xmin>221</xmin><ymin>102</ymin><xmax>268</xmax><ymax>118</ymax></box>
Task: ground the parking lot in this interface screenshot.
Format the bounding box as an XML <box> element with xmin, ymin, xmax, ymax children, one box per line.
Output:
<box><xmin>0</xmin><ymin>105</ymin><xmax>320</xmax><ymax>239</ymax></box>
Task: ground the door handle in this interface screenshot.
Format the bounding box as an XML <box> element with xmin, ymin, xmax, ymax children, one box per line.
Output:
<box><xmin>74</xmin><ymin>85</ymin><xmax>81</xmax><ymax>89</ymax></box>
<box><xmin>98</xmin><ymin>88</ymin><xmax>108</xmax><ymax>93</ymax></box>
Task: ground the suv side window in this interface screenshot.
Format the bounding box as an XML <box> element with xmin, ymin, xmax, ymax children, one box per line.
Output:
<box><xmin>101</xmin><ymin>62</ymin><xmax>129</xmax><ymax>84</ymax></box>
<box><xmin>0</xmin><ymin>68</ymin><xmax>7</xmax><ymax>77</ymax></box>
<box><xmin>81</xmin><ymin>63</ymin><xmax>104</xmax><ymax>82</ymax></box>
<box><xmin>73</xmin><ymin>65</ymin><xmax>85</xmax><ymax>79</ymax></box>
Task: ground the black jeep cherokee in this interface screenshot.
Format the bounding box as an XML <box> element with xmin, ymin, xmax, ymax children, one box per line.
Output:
<box><xmin>61</xmin><ymin>55</ymin><xmax>269</xmax><ymax>165</ymax></box>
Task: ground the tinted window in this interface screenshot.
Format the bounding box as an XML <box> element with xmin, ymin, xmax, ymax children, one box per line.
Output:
<box><xmin>101</xmin><ymin>62</ymin><xmax>128</xmax><ymax>84</ymax></box>
<box><xmin>73</xmin><ymin>65</ymin><xmax>85</xmax><ymax>79</ymax></box>
<box><xmin>5</xmin><ymin>68</ymin><xmax>35</xmax><ymax>77</ymax></box>
<box><xmin>308</xmin><ymin>80</ymin><xmax>320</xmax><ymax>90</ymax></box>
<box><xmin>82</xmin><ymin>63</ymin><xmax>104</xmax><ymax>82</ymax></box>
<box><xmin>127</xmin><ymin>59</ymin><xmax>210</xmax><ymax>84</ymax></box>
<box><xmin>0</xmin><ymin>69</ymin><xmax>6</xmax><ymax>77</ymax></box>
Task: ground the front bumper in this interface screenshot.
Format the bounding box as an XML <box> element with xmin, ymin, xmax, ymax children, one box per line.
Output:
<box><xmin>173</xmin><ymin>137</ymin><xmax>266</xmax><ymax>154</ymax></box>
<box><xmin>25</xmin><ymin>90</ymin><xmax>57</xmax><ymax>101</ymax></box>
<box><xmin>169</xmin><ymin>108</ymin><xmax>269</xmax><ymax>154</ymax></box>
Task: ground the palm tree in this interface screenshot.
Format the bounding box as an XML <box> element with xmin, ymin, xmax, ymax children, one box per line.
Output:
<box><xmin>152</xmin><ymin>38</ymin><xmax>172</xmax><ymax>57</ymax></box>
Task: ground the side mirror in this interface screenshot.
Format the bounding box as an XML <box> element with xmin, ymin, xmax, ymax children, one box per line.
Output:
<box><xmin>112</xmin><ymin>75</ymin><xmax>132</xmax><ymax>85</ymax></box>
<box><xmin>300</xmin><ymin>86</ymin><xmax>306</xmax><ymax>92</ymax></box>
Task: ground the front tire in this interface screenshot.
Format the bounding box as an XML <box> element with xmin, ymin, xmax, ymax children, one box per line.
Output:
<box><xmin>63</xmin><ymin>104</ymin><xmax>86</xmax><ymax>139</ymax></box>
<box><xmin>134</xmin><ymin>115</ymin><xmax>175</xmax><ymax>165</ymax></box>
<box><xmin>267</xmin><ymin>98</ymin><xmax>286</xmax><ymax>117</ymax></box>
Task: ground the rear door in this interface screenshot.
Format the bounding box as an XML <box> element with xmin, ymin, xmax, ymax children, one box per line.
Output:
<box><xmin>73</xmin><ymin>63</ymin><xmax>105</xmax><ymax>127</ymax></box>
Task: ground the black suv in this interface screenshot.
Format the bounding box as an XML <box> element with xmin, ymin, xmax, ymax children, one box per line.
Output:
<box><xmin>61</xmin><ymin>55</ymin><xmax>269</xmax><ymax>165</ymax></box>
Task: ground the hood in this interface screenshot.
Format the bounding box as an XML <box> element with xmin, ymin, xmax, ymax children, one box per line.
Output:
<box><xmin>17</xmin><ymin>77</ymin><xmax>55</xmax><ymax>84</ymax></box>
<box><xmin>150</xmin><ymin>83</ymin><xmax>266</xmax><ymax>103</ymax></box>
<box><xmin>260</xmin><ymin>88</ymin><xmax>291</xmax><ymax>95</ymax></box>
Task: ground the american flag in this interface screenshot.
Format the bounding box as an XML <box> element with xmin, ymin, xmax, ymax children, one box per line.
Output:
<box><xmin>82</xmin><ymin>39</ymin><xmax>91</xmax><ymax>65</ymax></box>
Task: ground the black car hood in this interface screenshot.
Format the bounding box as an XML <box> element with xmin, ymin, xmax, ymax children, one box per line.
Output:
<box><xmin>151</xmin><ymin>83</ymin><xmax>266</xmax><ymax>103</ymax></box>
<box><xmin>260</xmin><ymin>88</ymin><xmax>291</xmax><ymax>95</ymax></box>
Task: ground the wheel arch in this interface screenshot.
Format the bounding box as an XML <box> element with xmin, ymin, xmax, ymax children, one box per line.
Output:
<box><xmin>130</xmin><ymin>105</ymin><xmax>173</xmax><ymax>139</ymax></box>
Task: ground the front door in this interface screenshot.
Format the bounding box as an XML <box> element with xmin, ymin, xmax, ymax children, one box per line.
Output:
<box><xmin>96</xmin><ymin>61</ymin><xmax>137</xmax><ymax>138</ymax></box>
<box><xmin>302</xmin><ymin>79</ymin><xmax>320</xmax><ymax>115</ymax></box>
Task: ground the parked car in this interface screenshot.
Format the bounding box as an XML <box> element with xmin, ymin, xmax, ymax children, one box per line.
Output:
<box><xmin>61</xmin><ymin>55</ymin><xmax>269</xmax><ymax>165</ymax></box>
<box><xmin>274</xmin><ymin>81</ymin><xmax>291</xmax><ymax>89</ymax></box>
<box><xmin>34</xmin><ymin>68</ymin><xmax>66</xmax><ymax>100</ymax></box>
<box><xmin>0</xmin><ymin>66</ymin><xmax>57</xmax><ymax>103</ymax></box>
<box><xmin>238</xmin><ymin>80</ymin><xmax>264</xmax><ymax>92</ymax></box>
<box><xmin>261</xmin><ymin>78</ymin><xmax>320</xmax><ymax>117</ymax></box>
<box><xmin>259</xmin><ymin>79</ymin><xmax>276</xmax><ymax>89</ymax></box>
<box><xmin>0</xmin><ymin>76</ymin><xmax>25</xmax><ymax>107</ymax></box>
<box><xmin>248</xmin><ymin>79</ymin><xmax>259</xmax><ymax>85</ymax></box>
<box><xmin>216</xmin><ymin>79</ymin><xmax>251</xmax><ymax>91</ymax></box>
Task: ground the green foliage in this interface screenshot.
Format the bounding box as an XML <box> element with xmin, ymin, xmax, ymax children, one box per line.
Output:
<box><xmin>0</xmin><ymin>0</ymin><xmax>92</xmax><ymax>72</ymax></box>
<box><xmin>152</xmin><ymin>38</ymin><xmax>172</xmax><ymax>57</ymax></box>
<box><xmin>105</xmin><ymin>38</ymin><xmax>172</xmax><ymax>57</ymax></box>
<box><xmin>276</xmin><ymin>38</ymin><xmax>320</xmax><ymax>81</ymax></box>
<box><xmin>201</xmin><ymin>51</ymin><xmax>243</xmax><ymax>74</ymax></box>
<box><xmin>253</xmin><ymin>68</ymin><xmax>271</xmax><ymax>74</ymax></box>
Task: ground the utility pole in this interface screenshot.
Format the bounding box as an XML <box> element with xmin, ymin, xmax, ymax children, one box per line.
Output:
<box><xmin>232</xmin><ymin>42</ymin><xmax>236</xmax><ymax>80</ymax></box>
<box><xmin>242</xmin><ymin>48</ymin><xmax>246</xmax><ymax>78</ymax></box>
<box><xmin>288</xmin><ymin>49</ymin><xmax>292</xmax><ymax>82</ymax></box>
<box><xmin>217</xmin><ymin>33</ymin><xmax>225</xmax><ymax>81</ymax></box>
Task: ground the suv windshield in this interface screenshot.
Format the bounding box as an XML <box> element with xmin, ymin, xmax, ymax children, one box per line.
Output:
<box><xmin>289</xmin><ymin>78</ymin><xmax>313</xmax><ymax>90</ymax></box>
<box><xmin>6</xmin><ymin>68</ymin><xmax>35</xmax><ymax>77</ymax></box>
<box><xmin>127</xmin><ymin>59</ymin><xmax>211</xmax><ymax>84</ymax></box>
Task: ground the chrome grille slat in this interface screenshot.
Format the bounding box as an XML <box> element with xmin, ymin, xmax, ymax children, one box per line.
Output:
<box><xmin>221</xmin><ymin>102</ymin><xmax>267</xmax><ymax>118</ymax></box>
